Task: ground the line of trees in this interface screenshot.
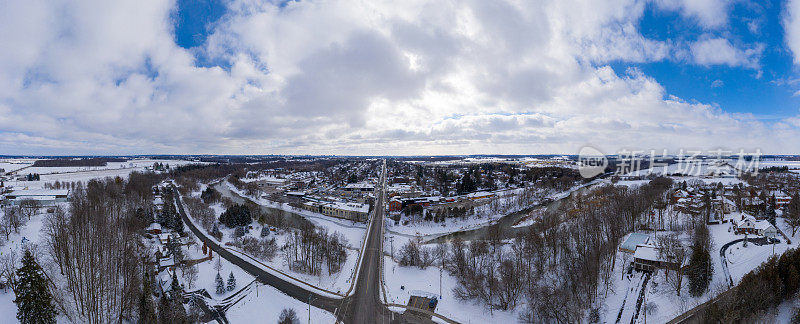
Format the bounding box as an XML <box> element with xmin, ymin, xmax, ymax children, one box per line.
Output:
<box><xmin>219</xmin><ymin>204</ymin><xmax>252</xmax><ymax>228</ymax></box>
<box><xmin>42</xmin><ymin>177</ymin><xmax>152</xmax><ymax>323</ymax></box>
<box><xmin>397</xmin><ymin>177</ymin><xmax>672</xmax><ymax>322</ymax></box>
<box><xmin>32</xmin><ymin>158</ymin><xmax>124</xmax><ymax>167</ymax></box>
<box><xmin>282</xmin><ymin>226</ymin><xmax>348</xmax><ymax>276</ymax></box>
<box><xmin>704</xmin><ymin>247</ymin><xmax>800</xmax><ymax>322</ymax></box>
<box><xmin>232</xmin><ymin>236</ymin><xmax>279</xmax><ymax>262</ymax></box>
<box><xmin>157</xmin><ymin>188</ymin><xmax>184</xmax><ymax>234</ymax></box>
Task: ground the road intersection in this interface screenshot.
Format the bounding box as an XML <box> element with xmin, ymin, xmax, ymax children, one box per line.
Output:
<box><xmin>175</xmin><ymin>160</ymin><xmax>448</xmax><ymax>323</ymax></box>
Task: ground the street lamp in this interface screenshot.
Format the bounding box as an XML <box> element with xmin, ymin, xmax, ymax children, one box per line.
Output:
<box><xmin>307</xmin><ymin>295</ymin><xmax>316</xmax><ymax>324</ymax></box>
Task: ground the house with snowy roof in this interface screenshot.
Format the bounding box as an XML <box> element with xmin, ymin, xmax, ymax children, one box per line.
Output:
<box><xmin>734</xmin><ymin>214</ymin><xmax>757</xmax><ymax>235</ymax></box>
<box><xmin>633</xmin><ymin>244</ymin><xmax>683</xmax><ymax>272</ymax></box>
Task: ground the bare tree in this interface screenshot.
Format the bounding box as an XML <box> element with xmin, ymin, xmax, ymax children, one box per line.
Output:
<box><xmin>19</xmin><ymin>198</ymin><xmax>40</xmax><ymax>220</ymax></box>
<box><xmin>658</xmin><ymin>234</ymin><xmax>687</xmax><ymax>296</ymax></box>
<box><xmin>2</xmin><ymin>206</ymin><xmax>23</xmax><ymax>235</ymax></box>
<box><xmin>182</xmin><ymin>265</ymin><xmax>199</xmax><ymax>289</ymax></box>
<box><xmin>214</xmin><ymin>256</ymin><xmax>223</xmax><ymax>273</ymax></box>
<box><xmin>0</xmin><ymin>209</ymin><xmax>13</xmax><ymax>240</ymax></box>
<box><xmin>43</xmin><ymin>179</ymin><xmax>144</xmax><ymax>323</ymax></box>
<box><xmin>786</xmin><ymin>192</ymin><xmax>800</xmax><ymax>237</ymax></box>
<box><xmin>0</xmin><ymin>249</ymin><xmax>19</xmax><ymax>294</ymax></box>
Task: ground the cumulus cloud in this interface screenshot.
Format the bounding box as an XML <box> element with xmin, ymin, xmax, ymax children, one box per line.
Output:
<box><xmin>784</xmin><ymin>0</ymin><xmax>800</xmax><ymax>65</ymax></box>
<box><xmin>689</xmin><ymin>36</ymin><xmax>763</xmax><ymax>69</ymax></box>
<box><xmin>654</xmin><ymin>0</ymin><xmax>730</xmax><ymax>29</ymax></box>
<box><xmin>0</xmin><ymin>0</ymin><xmax>795</xmax><ymax>155</ymax></box>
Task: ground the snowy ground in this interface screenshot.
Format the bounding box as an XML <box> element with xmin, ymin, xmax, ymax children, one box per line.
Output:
<box><xmin>601</xmin><ymin>213</ymin><xmax>800</xmax><ymax>324</ymax></box>
<box><xmin>224</xmin><ymin>182</ymin><xmax>367</xmax><ymax>246</ymax></box>
<box><xmin>187</xmin><ymin>238</ymin><xmax>335</xmax><ymax>323</ymax></box>
<box><xmin>186</xmin><ymin>189</ymin><xmax>361</xmax><ymax>295</ymax></box>
<box><xmin>387</xmin><ymin>213</ymin><xmax>500</xmax><ymax>238</ymax></box>
<box><xmin>0</xmin><ymin>160</ymin><xmax>34</xmax><ymax>173</ymax></box>
<box><xmin>18</xmin><ymin>159</ymin><xmax>198</xmax><ymax>175</ymax></box>
<box><xmin>759</xmin><ymin>161</ymin><xmax>800</xmax><ymax>170</ymax></box>
<box><xmin>382</xmin><ymin>255</ymin><xmax>518</xmax><ymax>324</ymax></box>
<box><xmin>725</xmin><ymin>218</ymin><xmax>800</xmax><ymax>283</ymax></box>
<box><xmin>0</xmin><ymin>206</ymin><xmax>73</xmax><ymax>323</ymax></box>
<box><xmin>4</xmin><ymin>160</ymin><xmax>202</xmax><ymax>190</ymax></box>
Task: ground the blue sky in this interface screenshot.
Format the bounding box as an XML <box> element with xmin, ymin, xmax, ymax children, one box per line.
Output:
<box><xmin>624</xmin><ymin>0</ymin><xmax>799</xmax><ymax>118</ymax></box>
<box><xmin>3</xmin><ymin>0</ymin><xmax>800</xmax><ymax>155</ymax></box>
<box><xmin>171</xmin><ymin>0</ymin><xmax>800</xmax><ymax>120</ymax></box>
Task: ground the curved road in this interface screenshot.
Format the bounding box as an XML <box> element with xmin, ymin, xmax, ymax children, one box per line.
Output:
<box><xmin>173</xmin><ymin>185</ymin><xmax>344</xmax><ymax>313</ymax></box>
<box><xmin>175</xmin><ymin>161</ymin><xmax>439</xmax><ymax>323</ymax></box>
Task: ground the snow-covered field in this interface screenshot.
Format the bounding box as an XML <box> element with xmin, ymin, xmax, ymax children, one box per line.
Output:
<box><xmin>387</xmin><ymin>214</ymin><xmax>500</xmax><ymax>238</ymax></box>
<box><xmin>382</xmin><ymin>255</ymin><xmax>518</xmax><ymax>323</ymax></box>
<box><xmin>4</xmin><ymin>159</ymin><xmax>203</xmax><ymax>190</ymax></box>
<box><xmin>0</xmin><ymin>160</ymin><xmax>34</xmax><ymax>173</ymax></box>
<box><xmin>186</xmin><ymin>236</ymin><xmax>335</xmax><ymax>323</ymax></box>
<box><xmin>17</xmin><ymin>159</ymin><xmax>198</xmax><ymax>175</ymax></box>
<box><xmin>759</xmin><ymin>160</ymin><xmax>800</xmax><ymax>170</ymax></box>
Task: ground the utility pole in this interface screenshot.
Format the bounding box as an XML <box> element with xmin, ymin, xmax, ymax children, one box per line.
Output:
<box><xmin>439</xmin><ymin>266</ymin><xmax>442</xmax><ymax>297</ymax></box>
<box><xmin>308</xmin><ymin>295</ymin><xmax>314</xmax><ymax>324</ymax></box>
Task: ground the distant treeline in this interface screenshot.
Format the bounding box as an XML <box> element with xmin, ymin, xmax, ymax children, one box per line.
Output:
<box><xmin>760</xmin><ymin>166</ymin><xmax>791</xmax><ymax>173</ymax></box>
<box><xmin>32</xmin><ymin>158</ymin><xmax>126</xmax><ymax>167</ymax></box>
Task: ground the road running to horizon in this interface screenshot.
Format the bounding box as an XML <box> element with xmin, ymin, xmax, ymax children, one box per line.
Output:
<box><xmin>336</xmin><ymin>160</ymin><xmax>401</xmax><ymax>323</ymax></box>
<box><xmin>177</xmin><ymin>161</ymin><xmax>438</xmax><ymax>323</ymax></box>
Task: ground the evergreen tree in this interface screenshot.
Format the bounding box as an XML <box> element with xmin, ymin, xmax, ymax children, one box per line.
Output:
<box><xmin>157</xmin><ymin>294</ymin><xmax>170</xmax><ymax>323</ymax></box>
<box><xmin>219</xmin><ymin>204</ymin><xmax>251</xmax><ymax>228</ymax></box>
<box><xmin>227</xmin><ymin>272</ymin><xmax>236</xmax><ymax>292</ymax></box>
<box><xmin>171</xmin><ymin>212</ymin><xmax>184</xmax><ymax>234</ymax></box>
<box><xmin>278</xmin><ymin>308</ymin><xmax>299</xmax><ymax>324</ymax></box>
<box><xmin>687</xmin><ymin>224</ymin><xmax>714</xmax><ymax>297</ymax></box>
<box><xmin>170</xmin><ymin>271</ymin><xmax>181</xmax><ymax>292</ymax></box>
<box><xmin>687</xmin><ymin>245</ymin><xmax>712</xmax><ymax>297</ymax></box>
<box><xmin>138</xmin><ymin>271</ymin><xmax>156</xmax><ymax>324</ymax></box>
<box><xmin>14</xmin><ymin>249</ymin><xmax>57</xmax><ymax>324</ymax></box>
<box><xmin>215</xmin><ymin>273</ymin><xmax>225</xmax><ymax>295</ymax></box>
<box><xmin>211</xmin><ymin>223</ymin><xmax>222</xmax><ymax>239</ymax></box>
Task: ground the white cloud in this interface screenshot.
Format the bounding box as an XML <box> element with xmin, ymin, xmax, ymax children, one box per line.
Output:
<box><xmin>654</xmin><ymin>0</ymin><xmax>730</xmax><ymax>29</ymax></box>
<box><xmin>0</xmin><ymin>0</ymin><xmax>796</xmax><ymax>155</ymax></box>
<box><xmin>689</xmin><ymin>36</ymin><xmax>763</xmax><ymax>69</ymax></box>
<box><xmin>784</xmin><ymin>0</ymin><xmax>800</xmax><ymax>65</ymax></box>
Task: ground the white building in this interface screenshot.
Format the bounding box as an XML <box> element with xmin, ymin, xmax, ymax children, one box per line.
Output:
<box><xmin>2</xmin><ymin>189</ymin><xmax>69</xmax><ymax>206</ymax></box>
<box><xmin>342</xmin><ymin>183</ymin><xmax>375</xmax><ymax>192</ymax></box>
<box><xmin>755</xmin><ymin>220</ymin><xmax>778</xmax><ymax>239</ymax></box>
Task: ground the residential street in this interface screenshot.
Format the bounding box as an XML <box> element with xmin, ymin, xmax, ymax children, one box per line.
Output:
<box><xmin>337</xmin><ymin>161</ymin><xmax>400</xmax><ymax>323</ymax></box>
<box><xmin>176</xmin><ymin>161</ymin><xmax>437</xmax><ymax>323</ymax></box>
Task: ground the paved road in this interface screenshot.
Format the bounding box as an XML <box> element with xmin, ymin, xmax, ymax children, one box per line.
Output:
<box><xmin>172</xmin><ymin>185</ymin><xmax>344</xmax><ymax>314</ymax></box>
<box><xmin>336</xmin><ymin>160</ymin><xmax>400</xmax><ymax>323</ymax></box>
<box><xmin>175</xmin><ymin>161</ymin><xmax>438</xmax><ymax>323</ymax></box>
